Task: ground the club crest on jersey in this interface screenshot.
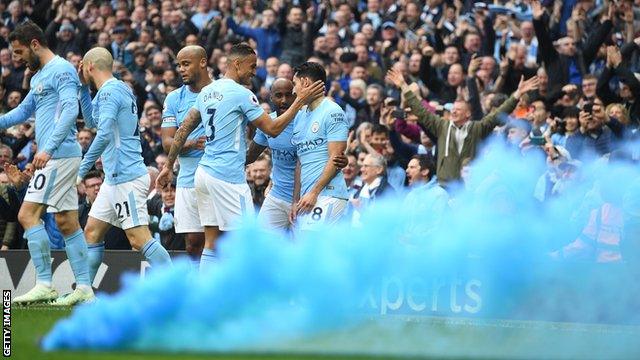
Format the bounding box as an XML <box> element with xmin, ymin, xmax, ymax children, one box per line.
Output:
<box><xmin>35</xmin><ymin>83</ymin><xmax>44</xmax><ymax>94</ymax></box>
<box><xmin>311</xmin><ymin>121</ymin><xmax>320</xmax><ymax>133</ymax></box>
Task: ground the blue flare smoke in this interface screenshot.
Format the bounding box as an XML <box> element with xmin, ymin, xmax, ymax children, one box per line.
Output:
<box><xmin>42</xmin><ymin>139</ymin><xmax>640</xmax><ymax>357</ymax></box>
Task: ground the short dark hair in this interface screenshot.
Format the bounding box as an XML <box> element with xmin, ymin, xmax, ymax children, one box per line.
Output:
<box><xmin>83</xmin><ymin>170</ymin><xmax>104</xmax><ymax>183</ymax></box>
<box><xmin>412</xmin><ymin>155</ymin><xmax>435</xmax><ymax>180</ymax></box>
<box><xmin>8</xmin><ymin>21</ymin><xmax>47</xmax><ymax>47</ymax></box>
<box><xmin>145</xmin><ymin>104</ymin><xmax>161</xmax><ymax>114</ymax></box>
<box><xmin>293</xmin><ymin>61</ymin><xmax>327</xmax><ymax>84</ymax></box>
<box><xmin>371</xmin><ymin>124</ymin><xmax>389</xmax><ymax>137</ymax></box>
<box><xmin>289</xmin><ymin>5</ymin><xmax>303</xmax><ymax>14</ymax></box>
<box><xmin>562</xmin><ymin>106</ymin><xmax>580</xmax><ymax>119</ymax></box>
<box><xmin>228</xmin><ymin>42</ymin><xmax>256</xmax><ymax>58</ymax></box>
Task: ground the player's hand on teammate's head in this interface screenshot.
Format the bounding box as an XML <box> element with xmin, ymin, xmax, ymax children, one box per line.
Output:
<box><xmin>331</xmin><ymin>154</ymin><xmax>348</xmax><ymax>169</ymax></box>
<box><xmin>296</xmin><ymin>80</ymin><xmax>325</xmax><ymax>104</ymax></box>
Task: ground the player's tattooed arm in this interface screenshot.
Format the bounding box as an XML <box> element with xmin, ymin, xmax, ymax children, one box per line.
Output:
<box><xmin>157</xmin><ymin>108</ymin><xmax>201</xmax><ymax>190</ymax></box>
<box><xmin>167</xmin><ymin>108</ymin><xmax>202</xmax><ymax>168</ymax></box>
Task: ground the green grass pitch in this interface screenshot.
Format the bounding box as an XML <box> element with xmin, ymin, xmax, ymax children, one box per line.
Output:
<box><xmin>8</xmin><ymin>306</ymin><xmax>640</xmax><ymax>359</ymax></box>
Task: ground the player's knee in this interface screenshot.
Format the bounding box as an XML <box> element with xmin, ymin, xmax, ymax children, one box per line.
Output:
<box><xmin>17</xmin><ymin>206</ymin><xmax>40</xmax><ymax>229</ymax></box>
<box><xmin>125</xmin><ymin>226</ymin><xmax>152</xmax><ymax>251</ymax></box>
<box><xmin>54</xmin><ymin>212</ymin><xmax>80</xmax><ymax>236</ymax></box>
<box><xmin>83</xmin><ymin>225</ymin><xmax>99</xmax><ymax>244</ymax></box>
<box><xmin>130</xmin><ymin>234</ymin><xmax>154</xmax><ymax>251</ymax></box>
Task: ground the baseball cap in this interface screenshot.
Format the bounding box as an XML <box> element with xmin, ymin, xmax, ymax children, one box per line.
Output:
<box><xmin>382</xmin><ymin>21</ymin><xmax>396</xmax><ymax>30</ymax></box>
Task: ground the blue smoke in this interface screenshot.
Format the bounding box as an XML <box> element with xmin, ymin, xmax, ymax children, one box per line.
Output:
<box><xmin>42</xmin><ymin>139</ymin><xmax>640</xmax><ymax>357</ymax></box>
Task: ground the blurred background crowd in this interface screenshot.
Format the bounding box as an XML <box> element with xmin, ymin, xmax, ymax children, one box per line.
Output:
<box><xmin>0</xmin><ymin>0</ymin><xmax>639</xmax><ymax>262</ymax></box>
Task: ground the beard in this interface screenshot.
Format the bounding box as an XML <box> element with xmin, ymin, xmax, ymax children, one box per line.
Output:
<box><xmin>182</xmin><ymin>74</ymin><xmax>194</xmax><ymax>85</ymax></box>
<box><xmin>26</xmin><ymin>56</ymin><xmax>40</xmax><ymax>71</ymax></box>
<box><xmin>25</xmin><ymin>49</ymin><xmax>41</xmax><ymax>71</ymax></box>
<box><xmin>88</xmin><ymin>75</ymin><xmax>98</xmax><ymax>91</ymax></box>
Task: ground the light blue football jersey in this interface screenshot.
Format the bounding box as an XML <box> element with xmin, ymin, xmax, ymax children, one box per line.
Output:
<box><xmin>162</xmin><ymin>85</ymin><xmax>205</xmax><ymax>188</ymax></box>
<box><xmin>253</xmin><ymin>111</ymin><xmax>297</xmax><ymax>203</ymax></box>
<box><xmin>291</xmin><ymin>98</ymin><xmax>349</xmax><ymax>200</ymax></box>
<box><xmin>0</xmin><ymin>56</ymin><xmax>81</xmax><ymax>158</ymax></box>
<box><xmin>192</xmin><ymin>79</ymin><xmax>264</xmax><ymax>184</ymax></box>
<box><xmin>78</xmin><ymin>78</ymin><xmax>147</xmax><ymax>185</ymax></box>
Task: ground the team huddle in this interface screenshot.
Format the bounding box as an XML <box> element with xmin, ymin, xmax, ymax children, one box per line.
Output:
<box><xmin>0</xmin><ymin>22</ymin><xmax>350</xmax><ymax>306</ymax></box>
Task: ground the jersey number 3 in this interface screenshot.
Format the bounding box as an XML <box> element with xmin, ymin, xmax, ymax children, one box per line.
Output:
<box><xmin>206</xmin><ymin>108</ymin><xmax>216</xmax><ymax>141</ymax></box>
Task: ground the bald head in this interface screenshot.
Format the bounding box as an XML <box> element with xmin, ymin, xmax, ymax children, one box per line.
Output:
<box><xmin>271</xmin><ymin>78</ymin><xmax>293</xmax><ymax>92</ymax></box>
<box><xmin>83</xmin><ymin>47</ymin><xmax>113</xmax><ymax>71</ymax></box>
<box><xmin>176</xmin><ymin>45</ymin><xmax>209</xmax><ymax>86</ymax></box>
<box><xmin>177</xmin><ymin>45</ymin><xmax>207</xmax><ymax>61</ymax></box>
<box><xmin>270</xmin><ymin>78</ymin><xmax>295</xmax><ymax>114</ymax></box>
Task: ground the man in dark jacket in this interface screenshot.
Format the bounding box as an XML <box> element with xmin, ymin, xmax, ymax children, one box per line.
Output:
<box><xmin>277</xmin><ymin>4</ymin><xmax>326</xmax><ymax>66</ymax></box>
<box><xmin>596</xmin><ymin>45</ymin><xmax>640</xmax><ymax>125</ymax></box>
<box><xmin>532</xmin><ymin>0</ymin><xmax>612</xmax><ymax>94</ymax></box>
<box><xmin>44</xmin><ymin>18</ymin><xmax>88</xmax><ymax>57</ymax></box>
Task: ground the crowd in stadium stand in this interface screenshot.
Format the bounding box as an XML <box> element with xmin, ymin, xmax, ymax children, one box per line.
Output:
<box><xmin>0</xmin><ymin>0</ymin><xmax>639</xmax><ymax>261</ymax></box>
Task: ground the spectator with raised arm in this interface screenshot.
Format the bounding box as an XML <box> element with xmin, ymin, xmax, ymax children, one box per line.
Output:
<box><xmin>387</xmin><ymin>68</ymin><xmax>539</xmax><ymax>184</ymax></box>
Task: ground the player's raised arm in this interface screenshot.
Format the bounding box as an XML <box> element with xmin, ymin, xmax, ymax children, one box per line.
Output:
<box><xmin>0</xmin><ymin>90</ymin><xmax>35</xmax><ymax>129</ymax></box>
<box><xmin>157</xmin><ymin>108</ymin><xmax>202</xmax><ymax>189</ymax></box>
<box><xmin>252</xmin><ymin>80</ymin><xmax>325</xmax><ymax>137</ymax></box>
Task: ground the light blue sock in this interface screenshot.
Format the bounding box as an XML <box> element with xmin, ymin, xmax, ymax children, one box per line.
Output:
<box><xmin>199</xmin><ymin>248</ymin><xmax>218</xmax><ymax>274</ymax></box>
<box><xmin>141</xmin><ymin>239</ymin><xmax>172</xmax><ymax>268</ymax></box>
<box><xmin>87</xmin><ymin>242</ymin><xmax>105</xmax><ymax>284</ymax></box>
<box><xmin>63</xmin><ymin>230</ymin><xmax>91</xmax><ymax>287</ymax></box>
<box><xmin>25</xmin><ymin>224</ymin><xmax>52</xmax><ymax>286</ymax></box>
